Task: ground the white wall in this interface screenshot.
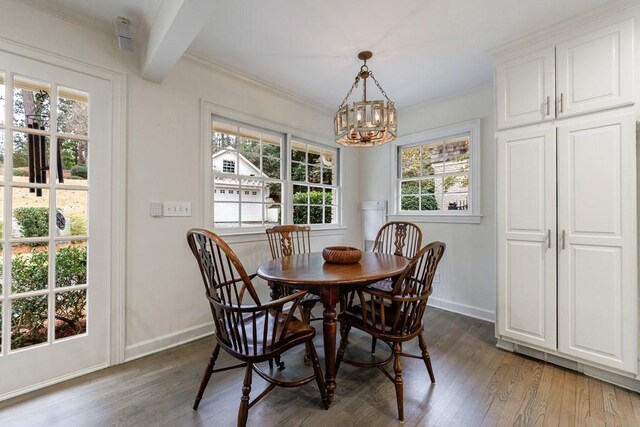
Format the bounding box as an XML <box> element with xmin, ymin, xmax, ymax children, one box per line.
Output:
<box><xmin>0</xmin><ymin>0</ymin><xmax>362</xmax><ymax>361</ymax></box>
<box><xmin>359</xmin><ymin>86</ymin><xmax>496</xmax><ymax>321</ymax></box>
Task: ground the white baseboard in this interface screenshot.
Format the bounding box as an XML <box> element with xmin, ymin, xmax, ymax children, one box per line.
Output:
<box><xmin>0</xmin><ymin>363</ymin><xmax>108</xmax><ymax>402</ymax></box>
<box><xmin>428</xmin><ymin>297</ymin><xmax>495</xmax><ymax>323</ymax></box>
<box><xmin>125</xmin><ymin>321</ymin><xmax>215</xmax><ymax>362</ymax></box>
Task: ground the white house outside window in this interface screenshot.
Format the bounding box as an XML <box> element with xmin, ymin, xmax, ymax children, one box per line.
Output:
<box><xmin>393</xmin><ymin>119</ymin><xmax>481</xmax><ymax>223</ymax></box>
<box><xmin>208</xmin><ymin>114</ymin><xmax>340</xmax><ymax>230</ymax></box>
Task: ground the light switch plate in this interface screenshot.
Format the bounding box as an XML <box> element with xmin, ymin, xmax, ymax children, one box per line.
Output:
<box><xmin>150</xmin><ymin>201</ymin><xmax>163</xmax><ymax>217</ymax></box>
<box><xmin>163</xmin><ymin>201</ymin><xmax>192</xmax><ymax>217</ymax></box>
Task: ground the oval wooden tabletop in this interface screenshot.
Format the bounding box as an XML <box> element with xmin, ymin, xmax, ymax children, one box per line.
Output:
<box><xmin>256</xmin><ymin>252</ymin><xmax>410</xmax><ymax>286</ymax></box>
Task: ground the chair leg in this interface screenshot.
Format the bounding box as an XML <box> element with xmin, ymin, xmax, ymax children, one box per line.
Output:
<box><xmin>392</xmin><ymin>342</ymin><xmax>404</xmax><ymax>423</ymax></box>
<box><xmin>371</xmin><ymin>336</ymin><xmax>378</xmax><ymax>354</ymax></box>
<box><xmin>300</xmin><ymin>302</ymin><xmax>314</xmax><ymax>365</ymax></box>
<box><xmin>237</xmin><ymin>363</ymin><xmax>253</xmax><ymax>427</ymax></box>
<box><xmin>418</xmin><ymin>334</ymin><xmax>436</xmax><ymax>383</ymax></box>
<box><xmin>193</xmin><ymin>343</ymin><xmax>220</xmax><ymax>410</ymax></box>
<box><xmin>306</xmin><ymin>341</ymin><xmax>329</xmax><ymax>410</ymax></box>
<box><xmin>299</xmin><ymin>302</ymin><xmax>314</xmax><ymax>325</ymax></box>
<box><xmin>335</xmin><ymin>323</ymin><xmax>351</xmax><ymax>372</ymax></box>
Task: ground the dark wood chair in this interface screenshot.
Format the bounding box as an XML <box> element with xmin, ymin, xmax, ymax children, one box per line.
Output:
<box><xmin>336</xmin><ymin>241</ymin><xmax>446</xmax><ymax>423</ymax></box>
<box><xmin>265</xmin><ymin>225</ymin><xmax>321</xmax><ymax>326</ymax></box>
<box><xmin>365</xmin><ymin>221</ymin><xmax>422</xmax><ymax>353</ymax></box>
<box><xmin>187</xmin><ymin>228</ymin><xmax>328</xmax><ymax>427</ymax></box>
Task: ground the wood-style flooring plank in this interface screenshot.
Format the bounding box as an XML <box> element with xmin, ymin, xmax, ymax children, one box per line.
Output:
<box><xmin>1</xmin><ymin>308</ymin><xmax>640</xmax><ymax>427</ymax></box>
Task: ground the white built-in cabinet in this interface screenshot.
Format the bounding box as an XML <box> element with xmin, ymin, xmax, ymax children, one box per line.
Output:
<box><xmin>496</xmin><ymin>17</ymin><xmax>637</xmax><ymax>376</ymax></box>
<box><xmin>496</xmin><ymin>19</ymin><xmax>633</xmax><ymax>130</ymax></box>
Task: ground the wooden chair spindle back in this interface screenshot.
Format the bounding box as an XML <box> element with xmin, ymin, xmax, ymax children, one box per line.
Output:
<box><xmin>372</xmin><ymin>222</ymin><xmax>422</xmax><ymax>259</ymax></box>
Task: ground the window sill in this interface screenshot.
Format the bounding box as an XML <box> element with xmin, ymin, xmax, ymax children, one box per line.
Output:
<box><xmin>389</xmin><ymin>213</ymin><xmax>483</xmax><ymax>224</ymax></box>
<box><xmin>215</xmin><ymin>226</ymin><xmax>348</xmax><ymax>244</ymax></box>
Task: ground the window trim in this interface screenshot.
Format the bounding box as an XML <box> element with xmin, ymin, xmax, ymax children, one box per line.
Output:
<box><xmin>201</xmin><ymin>101</ymin><xmax>344</xmax><ymax>235</ymax></box>
<box><xmin>390</xmin><ymin>119</ymin><xmax>481</xmax><ymax>223</ymax></box>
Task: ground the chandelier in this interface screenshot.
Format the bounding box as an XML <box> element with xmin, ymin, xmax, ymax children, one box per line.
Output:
<box><xmin>334</xmin><ymin>51</ymin><xmax>397</xmax><ymax>147</ymax></box>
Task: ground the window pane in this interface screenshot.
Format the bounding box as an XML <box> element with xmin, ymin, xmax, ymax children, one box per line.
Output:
<box><xmin>213</xmin><ymin>150</ymin><xmax>237</xmax><ymax>174</ymax></box>
<box><xmin>12</xmin><ymin>187</ymin><xmax>50</xmax><ymax>238</ymax></box>
<box><xmin>309</xmin><ymin>206</ymin><xmax>323</xmax><ymax>224</ymax></box>
<box><xmin>214</xmin><ymin>202</ymin><xmax>239</xmax><ymax>228</ymax></box>
<box><xmin>325</xmin><ymin>206</ymin><xmax>337</xmax><ymax>224</ymax></box>
<box><xmin>0</xmin><ymin>303</ymin><xmax>3</xmax><ymax>353</ymax></box>
<box><xmin>265</xmin><ymin>204</ymin><xmax>281</xmax><ymax>226</ymax></box>
<box><xmin>420</xmin><ymin>145</ymin><xmax>435</xmax><ymax>175</ymax></box>
<box><xmin>401</xmin><ymin>195</ymin><xmax>419</xmax><ymax>211</ymax></box>
<box><xmin>401</xmin><ymin>181</ymin><xmax>419</xmax><ymax>195</ymax></box>
<box><xmin>262</xmin><ymin>156</ymin><xmax>280</xmax><ymax>179</ymax></box>
<box><xmin>11</xmin><ymin>294</ymin><xmax>48</xmax><ymax>350</ymax></box>
<box><xmin>325</xmin><ymin>188</ymin><xmax>337</xmax><ymax>207</ymax></box>
<box><xmin>55</xmin><ymin>289</ymin><xmax>87</xmax><ymax>340</ymax></box>
<box><xmin>420</xmin><ymin>179</ymin><xmax>436</xmax><ymax>194</ymax></box>
<box><xmin>321</xmin><ymin>150</ymin><xmax>336</xmax><ymax>185</ymax></box>
<box><xmin>57</xmin><ymin>87</ymin><xmax>88</xmax><ymax>136</ymax></box>
<box><xmin>293</xmin><ymin>205</ymin><xmax>308</xmax><ymax>224</ymax></box>
<box><xmin>309</xmin><ymin>187</ymin><xmax>323</xmax><ymax>204</ymax></box>
<box><xmin>293</xmin><ymin>184</ymin><xmax>308</xmax><ymax>204</ymax></box>
<box><xmin>12</xmin><ymin>244</ymin><xmax>48</xmax><ymax>293</ymax></box>
<box><xmin>241</xmin><ymin>203</ymin><xmax>262</xmax><ymax>227</ymax></box>
<box><xmin>401</xmin><ymin>146</ymin><xmax>420</xmax><ymax>178</ymax></box>
<box><xmin>420</xmin><ymin>195</ymin><xmax>439</xmax><ymax>211</ymax></box>
<box><xmin>444</xmin><ymin>193</ymin><xmax>469</xmax><ymax>211</ymax></box>
<box><xmin>443</xmin><ymin>176</ymin><xmax>467</xmax><ymax>193</ymax></box>
<box><xmin>291</xmin><ymin>142</ymin><xmax>306</xmax><ymax>162</ymax></box>
<box><xmin>264</xmin><ymin>182</ymin><xmax>281</xmax><ymax>204</ymax></box>
<box><xmin>14</xmin><ymin>132</ymin><xmax>50</xmax><ymax>184</ymax></box>
<box><xmin>13</xmin><ymin>76</ymin><xmax>51</xmax><ymax>130</ymax></box>
<box><xmin>263</xmin><ymin>141</ymin><xmax>280</xmax><ymax>157</ymax></box>
<box><xmin>59</xmin><ymin>139</ymin><xmax>88</xmax><ymax>185</ymax></box>
<box><xmin>308</xmin><ymin>165</ymin><xmax>321</xmax><ymax>184</ymax></box>
<box><xmin>291</xmin><ymin>162</ymin><xmax>306</xmax><ymax>182</ymax></box>
<box><xmin>55</xmin><ymin>240</ymin><xmax>87</xmax><ymax>288</ymax></box>
<box><xmin>56</xmin><ymin>189</ymin><xmax>87</xmax><ymax>237</ymax></box>
<box><xmin>308</xmin><ymin>151</ymin><xmax>320</xmax><ymax>165</ymax></box>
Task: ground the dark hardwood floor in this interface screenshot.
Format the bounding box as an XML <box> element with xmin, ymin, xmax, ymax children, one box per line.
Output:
<box><xmin>2</xmin><ymin>308</ymin><xmax>640</xmax><ymax>426</ymax></box>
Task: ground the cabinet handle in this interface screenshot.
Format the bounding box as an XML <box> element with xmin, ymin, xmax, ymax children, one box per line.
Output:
<box><xmin>547</xmin><ymin>229</ymin><xmax>551</xmax><ymax>248</ymax></box>
<box><xmin>546</xmin><ymin>96</ymin><xmax>550</xmax><ymax>116</ymax></box>
<box><xmin>559</xmin><ymin>93</ymin><xmax>564</xmax><ymax>113</ymax></box>
<box><xmin>561</xmin><ymin>230</ymin><xmax>566</xmax><ymax>250</ymax></box>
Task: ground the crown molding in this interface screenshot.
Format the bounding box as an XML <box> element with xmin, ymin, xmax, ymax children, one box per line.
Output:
<box><xmin>400</xmin><ymin>82</ymin><xmax>493</xmax><ymax>113</ymax></box>
<box><xmin>20</xmin><ymin>0</ymin><xmax>115</xmax><ymax>37</ymax></box>
<box><xmin>490</xmin><ymin>0</ymin><xmax>640</xmax><ymax>58</ymax></box>
<box><xmin>183</xmin><ymin>51</ymin><xmax>333</xmax><ymax>116</ymax></box>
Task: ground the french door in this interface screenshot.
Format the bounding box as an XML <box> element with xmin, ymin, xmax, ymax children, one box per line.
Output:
<box><xmin>0</xmin><ymin>50</ymin><xmax>111</xmax><ymax>399</ymax></box>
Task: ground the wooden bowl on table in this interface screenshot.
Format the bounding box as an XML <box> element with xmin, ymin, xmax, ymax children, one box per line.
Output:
<box><xmin>322</xmin><ymin>246</ymin><xmax>362</xmax><ymax>264</ymax></box>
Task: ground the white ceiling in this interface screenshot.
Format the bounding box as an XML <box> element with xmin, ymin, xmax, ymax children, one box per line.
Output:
<box><xmin>23</xmin><ymin>0</ymin><xmax>618</xmax><ymax>110</ymax></box>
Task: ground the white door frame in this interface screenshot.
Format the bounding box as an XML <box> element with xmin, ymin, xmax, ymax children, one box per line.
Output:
<box><xmin>0</xmin><ymin>36</ymin><xmax>127</xmax><ymax>373</ymax></box>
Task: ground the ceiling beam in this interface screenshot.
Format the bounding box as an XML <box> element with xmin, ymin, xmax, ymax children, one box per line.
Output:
<box><xmin>141</xmin><ymin>0</ymin><xmax>215</xmax><ymax>83</ymax></box>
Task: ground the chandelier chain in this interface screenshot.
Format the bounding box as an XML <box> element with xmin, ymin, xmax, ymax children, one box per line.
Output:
<box><xmin>369</xmin><ymin>72</ymin><xmax>393</xmax><ymax>104</ymax></box>
<box><xmin>338</xmin><ymin>76</ymin><xmax>360</xmax><ymax>109</ymax></box>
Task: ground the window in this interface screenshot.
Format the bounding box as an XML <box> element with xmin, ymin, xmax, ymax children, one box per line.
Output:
<box><xmin>222</xmin><ymin>159</ymin><xmax>235</xmax><ymax>173</ymax></box>
<box><xmin>207</xmin><ymin>113</ymin><xmax>340</xmax><ymax>230</ymax></box>
<box><xmin>393</xmin><ymin>120</ymin><xmax>480</xmax><ymax>222</ymax></box>
<box><xmin>291</xmin><ymin>140</ymin><xmax>338</xmax><ymax>225</ymax></box>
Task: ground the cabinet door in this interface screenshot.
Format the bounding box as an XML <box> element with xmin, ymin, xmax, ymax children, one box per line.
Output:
<box><xmin>557</xmin><ymin>113</ymin><xmax>637</xmax><ymax>373</ymax></box>
<box><xmin>556</xmin><ymin>20</ymin><xmax>633</xmax><ymax>118</ymax></box>
<box><xmin>496</xmin><ymin>47</ymin><xmax>555</xmax><ymax>130</ymax></box>
<box><xmin>497</xmin><ymin>128</ymin><xmax>556</xmax><ymax>350</ymax></box>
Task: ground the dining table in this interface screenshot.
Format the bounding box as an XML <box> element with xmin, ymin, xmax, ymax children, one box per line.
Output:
<box><xmin>256</xmin><ymin>251</ymin><xmax>410</xmax><ymax>405</ymax></box>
